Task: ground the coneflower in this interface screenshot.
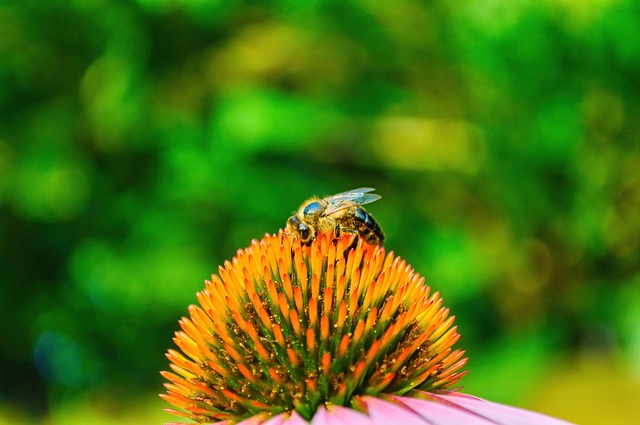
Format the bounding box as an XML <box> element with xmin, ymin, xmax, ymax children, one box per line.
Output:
<box><xmin>161</xmin><ymin>232</ymin><xmax>574</xmax><ymax>425</ymax></box>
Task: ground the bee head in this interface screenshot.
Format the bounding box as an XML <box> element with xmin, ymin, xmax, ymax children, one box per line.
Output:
<box><xmin>286</xmin><ymin>215</ymin><xmax>314</xmax><ymax>244</ymax></box>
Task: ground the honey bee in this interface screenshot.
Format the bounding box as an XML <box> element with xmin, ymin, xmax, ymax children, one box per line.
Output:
<box><xmin>286</xmin><ymin>187</ymin><xmax>385</xmax><ymax>246</ymax></box>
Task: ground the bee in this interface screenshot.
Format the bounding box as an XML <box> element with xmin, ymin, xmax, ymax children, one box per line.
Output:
<box><xmin>286</xmin><ymin>187</ymin><xmax>385</xmax><ymax>246</ymax></box>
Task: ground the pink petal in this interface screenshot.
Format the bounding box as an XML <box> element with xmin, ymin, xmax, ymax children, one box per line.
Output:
<box><xmin>283</xmin><ymin>411</ymin><xmax>312</xmax><ymax>425</ymax></box>
<box><xmin>394</xmin><ymin>392</ymin><xmax>576</xmax><ymax>425</ymax></box>
<box><xmin>365</xmin><ymin>395</ymin><xmax>493</xmax><ymax>425</ymax></box>
<box><xmin>360</xmin><ymin>396</ymin><xmax>433</xmax><ymax>425</ymax></box>
<box><xmin>312</xmin><ymin>403</ymin><xmax>371</xmax><ymax>425</ymax></box>
<box><xmin>260</xmin><ymin>412</ymin><xmax>288</xmax><ymax>425</ymax></box>
<box><xmin>262</xmin><ymin>410</ymin><xmax>309</xmax><ymax>425</ymax></box>
<box><xmin>206</xmin><ymin>392</ymin><xmax>575</xmax><ymax>425</ymax></box>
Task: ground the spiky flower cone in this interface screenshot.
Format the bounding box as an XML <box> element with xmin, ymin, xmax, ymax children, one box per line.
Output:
<box><xmin>161</xmin><ymin>231</ymin><xmax>467</xmax><ymax>423</ymax></box>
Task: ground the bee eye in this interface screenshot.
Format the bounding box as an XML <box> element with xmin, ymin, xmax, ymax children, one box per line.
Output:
<box><xmin>287</xmin><ymin>216</ymin><xmax>312</xmax><ymax>242</ymax></box>
<box><xmin>299</xmin><ymin>224</ymin><xmax>311</xmax><ymax>241</ymax></box>
<box><xmin>286</xmin><ymin>216</ymin><xmax>298</xmax><ymax>230</ymax></box>
<box><xmin>302</xmin><ymin>201</ymin><xmax>323</xmax><ymax>216</ymax></box>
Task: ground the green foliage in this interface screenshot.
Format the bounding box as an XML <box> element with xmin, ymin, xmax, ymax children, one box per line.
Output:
<box><xmin>1</xmin><ymin>0</ymin><xmax>639</xmax><ymax>422</ymax></box>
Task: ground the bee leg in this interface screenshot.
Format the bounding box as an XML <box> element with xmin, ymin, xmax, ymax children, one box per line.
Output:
<box><xmin>342</xmin><ymin>229</ymin><xmax>360</xmax><ymax>254</ymax></box>
<box><xmin>344</xmin><ymin>235</ymin><xmax>359</xmax><ymax>254</ymax></box>
<box><xmin>331</xmin><ymin>224</ymin><xmax>356</xmax><ymax>254</ymax></box>
<box><xmin>334</xmin><ymin>224</ymin><xmax>359</xmax><ymax>240</ymax></box>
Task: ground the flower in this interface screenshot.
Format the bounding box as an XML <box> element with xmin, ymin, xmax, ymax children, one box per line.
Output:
<box><xmin>161</xmin><ymin>231</ymin><xmax>574</xmax><ymax>425</ymax></box>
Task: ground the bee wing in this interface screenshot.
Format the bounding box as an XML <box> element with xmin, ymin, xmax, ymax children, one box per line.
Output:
<box><xmin>322</xmin><ymin>187</ymin><xmax>381</xmax><ymax>215</ymax></box>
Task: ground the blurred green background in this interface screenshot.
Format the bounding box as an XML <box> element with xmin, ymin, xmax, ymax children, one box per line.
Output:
<box><xmin>1</xmin><ymin>0</ymin><xmax>639</xmax><ymax>424</ymax></box>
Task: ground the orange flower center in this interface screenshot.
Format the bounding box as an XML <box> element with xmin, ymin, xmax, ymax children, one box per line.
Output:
<box><xmin>162</xmin><ymin>231</ymin><xmax>467</xmax><ymax>423</ymax></box>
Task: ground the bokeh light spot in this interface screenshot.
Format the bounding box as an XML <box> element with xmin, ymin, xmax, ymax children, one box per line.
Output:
<box><xmin>371</xmin><ymin>116</ymin><xmax>485</xmax><ymax>173</ymax></box>
<box><xmin>13</xmin><ymin>152</ymin><xmax>91</xmax><ymax>222</ymax></box>
<box><xmin>33</xmin><ymin>332</ymin><xmax>94</xmax><ymax>388</ymax></box>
